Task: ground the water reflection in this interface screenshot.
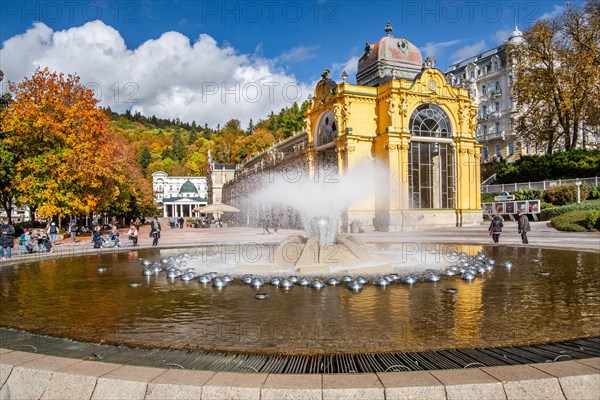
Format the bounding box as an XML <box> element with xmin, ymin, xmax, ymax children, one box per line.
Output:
<box><xmin>0</xmin><ymin>245</ymin><xmax>598</xmax><ymax>355</ymax></box>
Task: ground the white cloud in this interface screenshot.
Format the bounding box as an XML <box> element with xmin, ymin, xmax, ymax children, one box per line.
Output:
<box><xmin>331</xmin><ymin>55</ymin><xmax>359</xmax><ymax>82</ymax></box>
<box><xmin>0</xmin><ymin>21</ymin><xmax>311</xmax><ymax>128</ymax></box>
<box><xmin>539</xmin><ymin>5</ymin><xmax>564</xmax><ymax>20</ymax></box>
<box><xmin>493</xmin><ymin>28</ymin><xmax>513</xmax><ymax>45</ymax></box>
<box><xmin>450</xmin><ymin>40</ymin><xmax>487</xmax><ymax>64</ymax></box>
<box><xmin>276</xmin><ymin>45</ymin><xmax>319</xmax><ymax>63</ymax></box>
<box><xmin>422</xmin><ymin>39</ymin><xmax>463</xmax><ymax>59</ymax></box>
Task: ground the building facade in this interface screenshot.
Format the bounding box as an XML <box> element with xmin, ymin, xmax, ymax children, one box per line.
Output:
<box><xmin>445</xmin><ymin>27</ymin><xmax>547</xmax><ymax>163</ymax></box>
<box><xmin>223</xmin><ymin>23</ymin><xmax>482</xmax><ymax>232</ymax></box>
<box><xmin>206</xmin><ymin>150</ymin><xmax>236</xmax><ymax>204</ymax></box>
<box><xmin>152</xmin><ymin>171</ymin><xmax>208</xmax><ymax>218</ymax></box>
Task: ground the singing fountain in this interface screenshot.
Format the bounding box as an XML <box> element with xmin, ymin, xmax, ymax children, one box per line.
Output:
<box><xmin>0</xmin><ymin>165</ymin><xmax>598</xmax><ymax>398</ymax></box>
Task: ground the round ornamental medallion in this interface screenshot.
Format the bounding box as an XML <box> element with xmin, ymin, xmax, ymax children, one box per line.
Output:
<box><xmin>428</xmin><ymin>79</ymin><xmax>437</xmax><ymax>91</ymax></box>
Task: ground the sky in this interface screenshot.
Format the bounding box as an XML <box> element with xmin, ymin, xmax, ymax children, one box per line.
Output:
<box><xmin>0</xmin><ymin>0</ymin><xmax>574</xmax><ymax>128</ymax></box>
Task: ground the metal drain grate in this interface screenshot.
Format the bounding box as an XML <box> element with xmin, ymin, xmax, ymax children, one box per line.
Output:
<box><xmin>1</xmin><ymin>327</ymin><xmax>598</xmax><ymax>374</ymax></box>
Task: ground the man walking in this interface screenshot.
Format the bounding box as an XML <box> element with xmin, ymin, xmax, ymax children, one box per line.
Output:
<box><xmin>150</xmin><ymin>216</ymin><xmax>161</xmax><ymax>247</ymax></box>
<box><xmin>48</xmin><ymin>222</ymin><xmax>59</xmax><ymax>247</ymax></box>
<box><xmin>517</xmin><ymin>210</ymin><xmax>531</xmax><ymax>244</ymax></box>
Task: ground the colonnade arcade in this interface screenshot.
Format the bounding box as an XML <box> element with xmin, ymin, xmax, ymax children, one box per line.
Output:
<box><xmin>162</xmin><ymin>202</ymin><xmax>206</xmax><ymax>219</ymax></box>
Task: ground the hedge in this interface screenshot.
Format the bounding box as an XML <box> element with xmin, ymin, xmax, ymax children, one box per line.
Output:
<box><xmin>551</xmin><ymin>210</ymin><xmax>600</xmax><ymax>232</ymax></box>
<box><xmin>540</xmin><ymin>199</ymin><xmax>600</xmax><ymax>220</ymax></box>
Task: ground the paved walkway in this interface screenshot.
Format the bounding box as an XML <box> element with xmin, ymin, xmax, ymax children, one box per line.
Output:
<box><xmin>1</xmin><ymin>219</ymin><xmax>598</xmax><ymax>265</ymax></box>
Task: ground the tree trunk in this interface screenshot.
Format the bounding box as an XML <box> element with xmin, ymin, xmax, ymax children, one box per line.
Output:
<box><xmin>571</xmin><ymin>118</ymin><xmax>579</xmax><ymax>149</ymax></box>
<box><xmin>29</xmin><ymin>206</ymin><xmax>37</xmax><ymax>223</ymax></box>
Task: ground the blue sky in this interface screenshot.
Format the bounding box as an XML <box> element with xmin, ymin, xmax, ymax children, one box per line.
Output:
<box><xmin>0</xmin><ymin>0</ymin><xmax>572</xmax><ymax>127</ymax></box>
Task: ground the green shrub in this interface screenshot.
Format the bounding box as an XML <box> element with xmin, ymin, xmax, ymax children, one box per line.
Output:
<box><xmin>541</xmin><ymin>201</ymin><xmax>554</xmax><ymax>210</ymax></box>
<box><xmin>540</xmin><ymin>199</ymin><xmax>600</xmax><ymax>220</ymax></box>
<box><xmin>544</xmin><ymin>184</ymin><xmax>589</xmax><ymax>206</ymax></box>
<box><xmin>551</xmin><ymin>210</ymin><xmax>599</xmax><ymax>232</ymax></box>
<box><xmin>588</xmin><ymin>185</ymin><xmax>600</xmax><ymax>200</ymax></box>
<box><xmin>481</xmin><ymin>192</ymin><xmax>497</xmax><ymax>203</ymax></box>
<box><xmin>584</xmin><ymin>210</ymin><xmax>600</xmax><ymax>231</ymax></box>
<box><xmin>513</xmin><ymin>189</ymin><xmax>544</xmax><ymax>201</ymax></box>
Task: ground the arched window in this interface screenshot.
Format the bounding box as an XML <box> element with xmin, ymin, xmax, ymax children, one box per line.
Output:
<box><xmin>316</xmin><ymin>111</ymin><xmax>338</xmax><ymax>147</ymax></box>
<box><xmin>408</xmin><ymin>104</ymin><xmax>455</xmax><ymax>209</ymax></box>
<box><xmin>409</xmin><ymin>104</ymin><xmax>452</xmax><ymax>138</ymax></box>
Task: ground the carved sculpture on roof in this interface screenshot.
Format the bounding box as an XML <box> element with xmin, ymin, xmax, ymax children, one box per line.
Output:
<box><xmin>318</xmin><ymin>68</ymin><xmax>337</xmax><ymax>104</ymax></box>
<box><xmin>364</xmin><ymin>42</ymin><xmax>371</xmax><ymax>58</ymax></box>
<box><xmin>422</xmin><ymin>56</ymin><xmax>436</xmax><ymax>69</ymax></box>
<box><xmin>342</xmin><ymin>71</ymin><xmax>348</xmax><ymax>82</ymax></box>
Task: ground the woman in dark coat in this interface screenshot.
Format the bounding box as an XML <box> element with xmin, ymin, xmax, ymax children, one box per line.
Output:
<box><xmin>0</xmin><ymin>218</ymin><xmax>16</xmax><ymax>260</ymax></box>
<box><xmin>488</xmin><ymin>215</ymin><xmax>503</xmax><ymax>243</ymax></box>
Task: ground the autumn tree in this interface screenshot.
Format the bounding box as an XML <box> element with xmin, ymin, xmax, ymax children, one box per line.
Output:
<box><xmin>509</xmin><ymin>0</ymin><xmax>600</xmax><ymax>153</ymax></box>
<box><xmin>0</xmin><ymin>68</ymin><xmax>149</xmax><ymax>219</ymax></box>
<box><xmin>0</xmin><ymin>69</ymin><xmax>16</xmax><ymax>222</ymax></box>
<box><xmin>138</xmin><ymin>144</ymin><xmax>152</xmax><ymax>172</ymax></box>
<box><xmin>171</xmin><ymin>130</ymin><xmax>186</xmax><ymax>161</ymax></box>
<box><xmin>279</xmin><ymin>102</ymin><xmax>307</xmax><ymax>138</ymax></box>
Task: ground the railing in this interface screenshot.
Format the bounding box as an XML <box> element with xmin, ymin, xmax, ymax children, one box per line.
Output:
<box><xmin>481</xmin><ymin>176</ymin><xmax>600</xmax><ymax>193</ymax></box>
<box><xmin>490</xmin><ymin>88</ymin><xmax>502</xmax><ymax>96</ymax></box>
<box><xmin>477</xmin><ymin>131</ymin><xmax>504</xmax><ymax>142</ymax></box>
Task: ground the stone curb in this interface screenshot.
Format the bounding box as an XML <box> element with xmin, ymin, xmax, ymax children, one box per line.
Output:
<box><xmin>1</xmin><ymin>350</ymin><xmax>598</xmax><ymax>400</ymax></box>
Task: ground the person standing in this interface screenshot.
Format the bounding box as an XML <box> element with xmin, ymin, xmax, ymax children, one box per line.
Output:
<box><xmin>0</xmin><ymin>218</ymin><xmax>15</xmax><ymax>261</ymax></box>
<box><xmin>69</xmin><ymin>219</ymin><xmax>77</xmax><ymax>243</ymax></box>
<box><xmin>262</xmin><ymin>217</ymin><xmax>270</xmax><ymax>235</ymax></box>
<box><xmin>517</xmin><ymin>210</ymin><xmax>531</xmax><ymax>244</ymax></box>
<box><xmin>48</xmin><ymin>222</ymin><xmax>59</xmax><ymax>247</ymax></box>
<box><xmin>150</xmin><ymin>216</ymin><xmax>161</xmax><ymax>247</ymax></box>
<box><xmin>488</xmin><ymin>215</ymin><xmax>503</xmax><ymax>243</ymax></box>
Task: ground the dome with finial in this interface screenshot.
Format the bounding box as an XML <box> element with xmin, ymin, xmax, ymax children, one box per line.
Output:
<box><xmin>356</xmin><ymin>21</ymin><xmax>423</xmax><ymax>87</ymax></box>
<box><xmin>507</xmin><ymin>26</ymin><xmax>523</xmax><ymax>44</ymax></box>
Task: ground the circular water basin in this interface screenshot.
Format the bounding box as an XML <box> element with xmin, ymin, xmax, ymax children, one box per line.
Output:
<box><xmin>0</xmin><ymin>244</ymin><xmax>598</xmax><ymax>355</ymax></box>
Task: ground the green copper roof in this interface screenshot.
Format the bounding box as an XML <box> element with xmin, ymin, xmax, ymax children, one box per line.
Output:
<box><xmin>179</xmin><ymin>180</ymin><xmax>198</xmax><ymax>194</ymax></box>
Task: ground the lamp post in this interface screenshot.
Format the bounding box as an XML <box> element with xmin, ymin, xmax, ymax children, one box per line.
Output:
<box><xmin>575</xmin><ymin>179</ymin><xmax>582</xmax><ymax>203</ymax></box>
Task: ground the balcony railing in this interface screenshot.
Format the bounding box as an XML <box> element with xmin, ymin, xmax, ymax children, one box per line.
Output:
<box><xmin>477</xmin><ymin>131</ymin><xmax>505</xmax><ymax>142</ymax></box>
<box><xmin>490</xmin><ymin>88</ymin><xmax>502</xmax><ymax>96</ymax></box>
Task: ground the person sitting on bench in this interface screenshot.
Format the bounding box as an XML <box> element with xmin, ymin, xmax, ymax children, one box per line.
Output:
<box><xmin>92</xmin><ymin>226</ymin><xmax>106</xmax><ymax>248</ymax></box>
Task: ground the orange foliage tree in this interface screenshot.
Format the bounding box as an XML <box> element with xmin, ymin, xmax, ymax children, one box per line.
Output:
<box><xmin>0</xmin><ymin>68</ymin><xmax>152</xmax><ymax>219</ymax></box>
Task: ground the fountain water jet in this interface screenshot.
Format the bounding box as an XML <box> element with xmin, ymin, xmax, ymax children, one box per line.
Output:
<box><xmin>248</xmin><ymin>160</ymin><xmax>383</xmax><ymax>245</ymax></box>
